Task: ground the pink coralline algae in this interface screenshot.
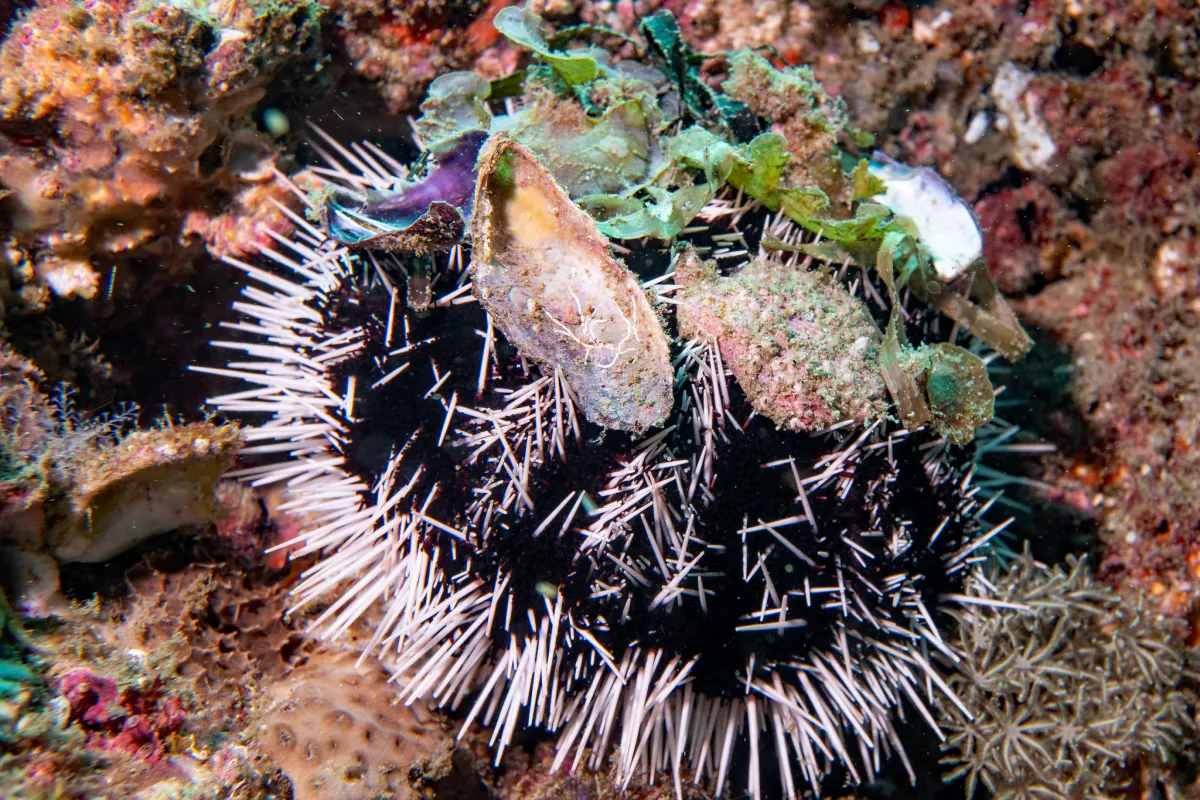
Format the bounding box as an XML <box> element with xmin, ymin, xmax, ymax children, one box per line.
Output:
<box><xmin>330</xmin><ymin>0</ymin><xmax>520</xmax><ymax>114</ymax></box>
<box><xmin>59</xmin><ymin>667</ymin><xmax>187</xmax><ymax>763</ymax></box>
<box><xmin>0</xmin><ymin>0</ymin><xmax>322</xmax><ymax>312</ymax></box>
<box><xmin>676</xmin><ymin>247</ymin><xmax>887</xmax><ymax>432</ymax></box>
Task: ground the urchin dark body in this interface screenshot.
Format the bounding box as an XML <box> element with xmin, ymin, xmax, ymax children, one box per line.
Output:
<box><xmin>333</xmin><ymin>280</ymin><xmax>979</xmax><ymax>660</ymax></box>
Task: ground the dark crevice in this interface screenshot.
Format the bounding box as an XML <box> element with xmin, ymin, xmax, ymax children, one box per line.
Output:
<box><xmin>1050</xmin><ymin>40</ymin><xmax>1105</xmax><ymax>77</ymax></box>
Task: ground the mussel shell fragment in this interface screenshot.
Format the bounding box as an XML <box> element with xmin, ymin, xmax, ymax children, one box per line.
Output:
<box><xmin>470</xmin><ymin>135</ymin><xmax>674</xmax><ymax>433</ymax></box>
<box><xmin>323</xmin><ymin>130</ymin><xmax>486</xmax><ymax>254</ymax></box>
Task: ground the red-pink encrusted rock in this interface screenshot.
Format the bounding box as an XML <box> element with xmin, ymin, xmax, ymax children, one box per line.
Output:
<box><xmin>676</xmin><ymin>247</ymin><xmax>887</xmax><ymax>431</ymax></box>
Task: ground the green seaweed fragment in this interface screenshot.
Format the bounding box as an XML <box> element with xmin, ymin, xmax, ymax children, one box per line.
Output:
<box><xmin>583</xmin><ymin>184</ymin><xmax>713</xmax><ymax>240</ymax></box>
<box><xmin>876</xmin><ymin>231</ymin><xmax>995</xmax><ymax>443</ymax></box>
<box><xmin>770</xmin><ymin>197</ymin><xmax>1034</xmax><ymax>366</ymax></box>
<box><xmin>497</xmin><ymin>94</ymin><xmax>655</xmax><ymax>197</ymax></box>
<box><xmin>851</xmin><ymin>159</ymin><xmax>885</xmax><ymax>201</ymax></box>
<box><xmin>903</xmin><ymin>342</ymin><xmax>995</xmax><ymax>446</ymax></box>
<box><xmin>495</xmin><ymin>6</ymin><xmax>599</xmax><ymax>85</ymax></box>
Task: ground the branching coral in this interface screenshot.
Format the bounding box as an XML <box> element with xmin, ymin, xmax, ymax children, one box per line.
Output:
<box><xmin>0</xmin><ymin>0</ymin><xmax>321</xmax><ymax>312</ymax></box>
<box><xmin>938</xmin><ymin>549</ymin><xmax>1195</xmax><ymax>799</ymax></box>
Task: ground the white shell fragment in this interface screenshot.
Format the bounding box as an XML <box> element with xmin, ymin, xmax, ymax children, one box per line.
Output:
<box><xmin>470</xmin><ymin>135</ymin><xmax>673</xmax><ymax>433</ymax></box>
<box><xmin>868</xmin><ymin>153</ymin><xmax>984</xmax><ymax>281</ymax></box>
<box><xmin>991</xmin><ymin>62</ymin><xmax>1057</xmax><ymax>172</ymax></box>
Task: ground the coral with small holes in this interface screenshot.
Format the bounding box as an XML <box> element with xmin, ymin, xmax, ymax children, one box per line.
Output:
<box><xmin>938</xmin><ymin>549</ymin><xmax>1195</xmax><ymax>799</ymax></box>
<box><xmin>257</xmin><ymin>651</ymin><xmax>457</xmax><ymax>800</ymax></box>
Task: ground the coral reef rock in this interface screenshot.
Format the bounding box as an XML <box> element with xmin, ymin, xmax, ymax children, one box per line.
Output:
<box><xmin>107</xmin><ymin>560</ymin><xmax>313</xmax><ymax>735</ymax></box>
<box><xmin>676</xmin><ymin>248</ymin><xmax>887</xmax><ymax>432</ymax></box>
<box><xmin>329</xmin><ymin>0</ymin><xmax>518</xmax><ymax>115</ymax></box>
<box><xmin>0</xmin><ymin>346</ymin><xmax>242</xmax><ymax>562</ymax></box>
<box><xmin>471</xmin><ymin>135</ymin><xmax>673</xmax><ymax>433</ymax></box>
<box><xmin>257</xmin><ymin>651</ymin><xmax>457</xmax><ymax>800</ymax></box>
<box><xmin>0</xmin><ymin>0</ymin><xmax>321</xmax><ymax>313</ymax></box>
<box><xmin>0</xmin><ymin>555</ymin><xmax>294</xmax><ymax>799</ymax></box>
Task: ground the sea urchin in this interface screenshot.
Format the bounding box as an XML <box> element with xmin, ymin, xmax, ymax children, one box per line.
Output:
<box><xmin>191</xmin><ymin>120</ymin><xmax>1016</xmax><ymax>800</ymax></box>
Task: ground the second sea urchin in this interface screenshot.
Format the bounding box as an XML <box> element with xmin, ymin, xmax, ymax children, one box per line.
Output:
<box><xmin>193</xmin><ymin>138</ymin><xmax>1013</xmax><ymax>800</ymax></box>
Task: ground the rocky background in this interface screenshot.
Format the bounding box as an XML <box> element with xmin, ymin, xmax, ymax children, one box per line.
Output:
<box><xmin>1</xmin><ymin>1</ymin><xmax>1198</xmax><ymax>798</ymax></box>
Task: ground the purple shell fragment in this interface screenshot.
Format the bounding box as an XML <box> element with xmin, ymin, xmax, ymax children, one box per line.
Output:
<box><xmin>324</xmin><ymin>130</ymin><xmax>486</xmax><ymax>253</ymax></box>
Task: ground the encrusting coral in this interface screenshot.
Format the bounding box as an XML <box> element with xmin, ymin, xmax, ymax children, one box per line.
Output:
<box><xmin>0</xmin><ymin>0</ymin><xmax>322</xmax><ymax>313</ymax></box>
<box><xmin>256</xmin><ymin>650</ymin><xmax>465</xmax><ymax>800</ymax></box>
<box><xmin>938</xmin><ymin>548</ymin><xmax>1196</xmax><ymax>799</ymax></box>
<box><xmin>0</xmin><ymin>548</ymin><xmax>307</xmax><ymax>799</ymax></box>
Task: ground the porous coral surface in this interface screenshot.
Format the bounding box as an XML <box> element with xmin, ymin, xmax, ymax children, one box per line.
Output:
<box><xmin>256</xmin><ymin>651</ymin><xmax>458</xmax><ymax>800</ymax></box>
<box><xmin>0</xmin><ymin>549</ymin><xmax>299</xmax><ymax>799</ymax></box>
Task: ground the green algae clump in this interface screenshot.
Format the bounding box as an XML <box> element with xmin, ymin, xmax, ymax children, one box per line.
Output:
<box><xmin>899</xmin><ymin>343</ymin><xmax>994</xmax><ymax>447</ymax></box>
<box><xmin>494</xmin><ymin>6</ymin><xmax>599</xmax><ymax>86</ymax></box>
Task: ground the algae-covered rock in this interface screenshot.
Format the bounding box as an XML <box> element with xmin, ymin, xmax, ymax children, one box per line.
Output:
<box><xmin>722</xmin><ymin>50</ymin><xmax>866</xmax><ymax>210</ymax></box>
<box><xmin>676</xmin><ymin>248</ymin><xmax>887</xmax><ymax>431</ymax></box>
<box><xmin>471</xmin><ymin>136</ymin><xmax>673</xmax><ymax>433</ymax></box>
<box><xmin>47</xmin><ymin>422</ymin><xmax>243</xmax><ymax>562</ymax></box>
<box><xmin>1</xmin><ymin>346</ymin><xmax>243</xmax><ymax>562</ymax></box>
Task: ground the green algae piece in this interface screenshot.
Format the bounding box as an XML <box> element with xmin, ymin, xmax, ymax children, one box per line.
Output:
<box><xmin>668</xmin><ymin>127</ymin><xmax>739</xmax><ymax>182</ymax></box>
<box><xmin>728</xmin><ymin>133</ymin><xmax>790</xmax><ymax>209</ymax></box>
<box><xmin>875</xmin><ymin>230</ymin><xmax>933</xmax><ymax>432</ymax></box>
<box><xmin>495</xmin><ymin>6</ymin><xmax>598</xmax><ymax>85</ymax></box>
<box><xmin>722</xmin><ymin>50</ymin><xmax>846</xmax><ymax>135</ymax></box>
<box><xmin>413</xmin><ymin>71</ymin><xmax>492</xmax><ymax>153</ymax></box>
<box><xmin>582</xmin><ymin>127</ymin><xmax>792</xmax><ymax>241</ymax></box>
<box><xmin>789</xmin><ymin>201</ymin><xmax>900</xmax><ymax>246</ymax></box>
<box><xmin>874</xmin><ymin>230</ymin><xmax>996</xmax><ymax>443</ymax></box>
<box><xmin>497</xmin><ymin>95</ymin><xmax>654</xmax><ymax>197</ymax></box>
<box><xmin>583</xmin><ymin>184</ymin><xmax>713</xmax><ymax>240</ymax></box>
<box><xmin>669</xmin><ymin>127</ymin><xmax>790</xmax><ymax>197</ymax></box>
<box><xmin>667</xmin><ymin>127</ymin><xmax>790</xmax><ymax>201</ymax></box>
<box><xmin>778</xmin><ymin>186</ymin><xmax>831</xmax><ymax>223</ymax></box>
<box><xmin>721</xmin><ymin>49</ymin><xmax>867</xmax><ymax>205</ymax></box>
<box><xmin>902</xmin><ymin>343</ymin><xmax>995</xmax><ymax>446</ymax></box>
<box><xmin>851</xmin><ymin>159</ymin><xmax>886</xmax><ymax>201</ymax></box>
